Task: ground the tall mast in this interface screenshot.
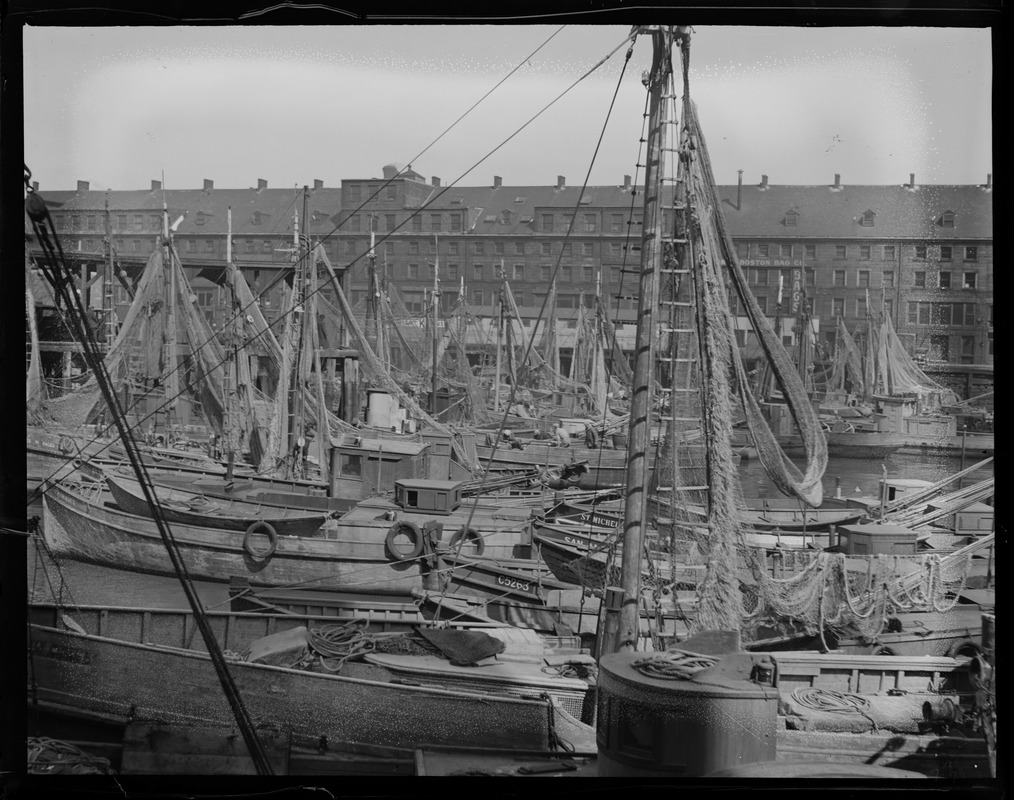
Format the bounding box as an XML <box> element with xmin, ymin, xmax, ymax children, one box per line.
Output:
<box><xmin>224</xmin><ymin>207</ymin><xmax>238</xmax><ymax>480</ymax></box>
<box><xmin>161</xmin><ymin>195</ymin><xmax>179</xmax><ymax>431</ymax></box>
<box><xmin>494</xmin><ymin>263</ymin><xmax>503</xmax><ymax>411</ymax></box>
<box><xmin>102</xmin><ymin>193</ymin><xmax>116</xmax><ymax>349</ymax></box>
<box><xmin>604</xmin><ymin>25</ymin><xmax>673</xmax><ymax>656</ymax></box>
<box><xmin>431</xmin><ymin>234</ymin><xmax>440</xmax><ymax>414</ymax></box>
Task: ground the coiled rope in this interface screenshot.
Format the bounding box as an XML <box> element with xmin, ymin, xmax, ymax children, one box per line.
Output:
<box><xmin>790</xmin><ymin>687</ymin><xmax>879</xmax><ymax>731</ymax></box>
<box><xmin>27</xmin><ymin>737</ymin><xmax>113</xmax><ymax>775</ymax></box>
<box><xmin>631</xmin><ymin>650</ymin><xmax>719</xmax><ymax>681</ymax></box>
<box><xmin>304</xmin><ymin>620</ymin><xmax>377</xmax><ymax>672</ymax></box>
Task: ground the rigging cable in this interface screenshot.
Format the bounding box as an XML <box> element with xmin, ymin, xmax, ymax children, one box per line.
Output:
<box><xmin>25</xmin><ymin>170</ymin><xmax>275</xmax><ymax>776</ymax></box>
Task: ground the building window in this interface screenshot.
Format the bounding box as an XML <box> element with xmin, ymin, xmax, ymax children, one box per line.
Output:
<box><xmin>514</xmin><ymin>242</ymin><xmax>524</xmax><ymax>255</ymax></box>
<box><xmin>264</xmin><ymin>241</ymin><xmax>274</xmax><ymax>253</ymax></box>
<box><xmin>833</xmin><ymin>270</ymin><xmax>846</xmax><ymax>288</ymax></box>
<box><xmin>542</xmin><ymin>214</ymin><xmax>554</xmax><ymax>232</ymax></box>
<box><xmin>940</xmin><ymin>245</ymin><xmax>952</xmax><ymax>260</ymax></box>
<box><xmin>382</xmin><ymin>214</ymin><xmax>393</xmax><ymax>232</ymax></box>
<box><xmin>780</xmin><ymin>244</ymin><xmax>792</xmax><ymax>258</ymax></box>
<box><xmin>409</xmin><ymin>241</ymin><xmax>419</xmax><ymax>255</ymax></box>
<box><xmin>408</xmin><ymin>264</ymin><xmax>419</xmax><ymax>279</ymax></box>
<box><xmin>940</xmin><ymin>210</ymin><xmax>956</xmax><ymax>228</ymax></box>
<box><xmin>513</xmin><ymin>264</ymin><xmax>524</xmax><ymax>281</ymax></box>
<box><xmin>611</xmin><ymin>267</ymin><xmax>621</xmax><ymax>283</ymax></box>
<box><xmin>805</xmin><ymin>268</ymin><xmax>815</xmax><ymax>287</ymax></box>
<box><xmin>856</xmin><ymin>296</ymin><xmax>867</xmax><ymax>318</ymax></box>
<box><xmin>835</xmin><ymin>245</ymin><xmax>847</xmax><ymax>259</ymax></box>
<box><xmin>611</xmin><ymin>214</ymin><xmax>624</xmax><ymax>233</ymax></box>
<box><xmin>448</xmin><ymin>242</ymin><xmax>459</xmax><ymax>255</ymax></box>
<box><xmin>473</xmin><ymin>264</ymin><xmax>483</xmax><ymax>281</ymax></box>
<box><xmin>914</xmin><ymin>271</ymin><xmax>926</xmax><ymax>289</ymax></box>
<box><xmin>411</xmin><ymin>215</ymin><xmax>422</xmax><ymax>232</ymax></box>
<box><xmin>450</xmin><ymin>214</ymin><xmax>462</xmax><ymax>232</ymax></box>
<box><xmin>832</xmin><ymin>297</ymin><xmax>845</xmax><ymax>317</ymax></box>
<box><xmin>561</xmin><ymin>265</ymin><xmax>572</xmax><ymax>282</ymax></box>
<box><xmin>495</xmin><ymin>242</ymin><xmax>504</xmax><ymax>255</ymax></box>
<box><xmin>540</xmin><ymin>265</ymin><xmax>551</xmax><ymax>282</ymax></box>
<box><xmin>755</xmin><ymin>270</ymin><xmax>769</xmax><ymax>286</ymax></box>
<box><xmin>860</xmin><ymin>210</ymin><xmax>876</xmax><ymax>227</ymax></box>
<box><xmin>563</xmin><ymin>243</ymin><xmax>571</xmax><ymax>256</ymax></box>
<box><xmin>447</xmin><ymin>264</ymin><xmax>458</xmax><ymax>281</ymax></box>
<box><xmin>960</xmin><ymin>335</ymin><xmax>975</xmax><ymax>363</ymax></box>
<box><xmin>541</xmin><ymin>242</ymin><xmax>552</xmax><ymax>256</ymax></box>
<box><xmin>473</xmin><ymin>241</ymin><xmax>484</xmax><ymax>255</ymax></box>
<box><xmin>348</xmin><ymin>185</ymin><xmax>361</xmax><ymax>202</ymax></box>
<box><xmin>965</xmin><ymin>246</ymin><xmax>978</xmax><ymax>261</ymax></box>
<box><xmin>756</xmin><ymin>296</ymin><xmax>767</xmax><ymax>314</ymax></box>
<box><xmin>584</xmin><ymin>214</ymin><xmax>597</xmax><ymax>232</ymax></box>
<box><xmin>583</xmin><ymin>243</ymin><xmax>594</xmax><ymax>257</ymax></box>
<box><xmin>858</xmin><ymin>270</ymin><xmax>870</xmax><ymax>288</ymax></box>
<box><xmin>883</xmin><ymin>270</ymin><xmax>895</xmax><ymax>288</ymax></box>
<box><xmin>244</xmin><ymin>240</ymin><xmax>254</xmax><ymax>253</ymax></box>
<box><xmin>583</xmin><ymin>266</ymin><xmax>594</xmax><ymax>282</ymax></box>
<box><xmin>562</xmin><ymin>214</ymin><xmax>574</xmax><ymax>231</ymax></box>
<box><xmin>471</xmin><ymin>289</ymin><xmax>484</xmax><ymax>305</ymax></box>
<box><xmin>915</xmin><ymin>245</ymin><xmax>927</xmax><ymax>260</ymax></box>
<box><xmin>883</xmin><ymin>299</ymin><xmax>893</xmax><ymax>317</ymax></box>
<box><xmin>430</xmin><ymin>214</ymin><xmax>441</xmax><ymax>231</ymax></box>
<box><xmin>963</xmin><ymin>272</ymin><xmax>977</xmax><ymax>289</ymax></box>
<box><xmin>610</xmin><ymin>242</ymin><xmax>622</xmax><ymax>257</ymax></box>
<box><xmin>859</xmin><ymin>245</ymin><xmax>871</xmax><ymax>260</ymax></box>
<box><xmin>757</xmin><ymin>244</ymin><xmax>769</xmax><ymax>257</ymax></box>
<box><xmin>883</xmin><ymin>245</ymin><xmax>896</xmax><ymax>260</ymax></box>
<box><xmin>939</xmin><ymin>271</ymin><xmax>951</xmax><ymax>289</ymax></box>
<box><xmin>784</xmin><ymin>212</ymin><xmax>798</xmax><ymax>227</ymax></box>
<box><xmin>187</xmin><ymin>240</ymin><xmax>196</xmax><ymax>253</ymax></box>
<box><xmin>804</xmin><ymin>244</ymin><xmax>816</xmax><ymax>259</ymax></box>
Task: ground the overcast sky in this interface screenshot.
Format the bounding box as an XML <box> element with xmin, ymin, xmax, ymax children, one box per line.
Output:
<box><xmin>23</xmin><ymin>24</ymin><xmax>993</xmax><ymax>192</ymax></box>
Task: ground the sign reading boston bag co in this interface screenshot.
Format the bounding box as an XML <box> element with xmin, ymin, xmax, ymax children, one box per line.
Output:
<box><xmin>740</xmin><ymin>259</ymin><xmax>806</xmax><ymax>268</ymax></box>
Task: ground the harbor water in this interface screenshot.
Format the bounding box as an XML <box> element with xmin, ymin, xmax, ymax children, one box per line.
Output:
<box><xmin>26</xmin><ymin>452</ymin><xmax>992</xmax><ymax>611</ymax></box>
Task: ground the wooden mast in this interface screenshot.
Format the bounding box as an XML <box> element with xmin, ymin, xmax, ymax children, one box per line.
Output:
<box><xmin>161</xmin><ymin>195</ymin><xmax>179</xmax><ymax>433</ymax></box>
<box><xmin>431</xmin><ymin>234</ymin><xmax>440</xmax><ymax>414</ymax></box>
<box><xmin>602</xmin><ymin>25</ymin><xmax>673</xmax><ymax>656</ymax></box>
<box><xmin>224</xmin><ymin>206</ymin><xmax>238</xmax><ymax>480</ymax></box>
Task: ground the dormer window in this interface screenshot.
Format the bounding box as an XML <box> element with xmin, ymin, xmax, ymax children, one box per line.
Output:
<box><xmin>500</xmin><ymin>209</ymin><xmax>512</xmax><ymax>225</ymax></box>
<box><xmin>859</xmin><ymin>210</ymin><xmax>876</xmax><ymax>227</ymax></box>
<box><xmin>784</xmin><ymin>210</ymin><xmax>799</xmax><ymax>227</ymax></box>
<box><xmin>939</xmin><ymin>210</ymin><xmax>956</xmax><ymax>228</ymax></box>
<box><xmin>513</xmin><ymin>196</ymin><xmax>527</xmax><ymax>204</ymax></box>
<box><xmin>195</xmin><ymin>211</ymin><xmax>209</xmax><ymax>227</ymax></box>
<box><xmin>252</xmin><ymin>211</ymin><xmax>262</xmax><ymax>226</ymax></box>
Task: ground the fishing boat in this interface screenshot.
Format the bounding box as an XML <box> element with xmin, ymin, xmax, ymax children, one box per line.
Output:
<box><xmin>41</xmin><ymin>475</ymin><xmax>571</xmax><ymax>602</ymax></box>
<box><xmin>104</xmin><ymin>472</ymin><xmax>333</xmax><ymax>538</ymax></box>
<box><xmin>26</xmin><ymin>603</ymin><xmax>596</xmax><ymax>754</ymax></box>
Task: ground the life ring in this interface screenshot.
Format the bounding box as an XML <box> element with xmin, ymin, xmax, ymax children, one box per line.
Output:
<box><xmin>385</xmin><ymin>521</ymin><xmax>423</xmax><ymax>562</ymax></box>
<box><xmin>448</xmin><ymin>526</ymin><xmax>485</xmax><ymax>557</ymax></box>
<box><xmin>243</xmin><ymin>521</ymin><xmax>278</xmax><ymax>560</ymax></box>
<box><xmin>58</xmin><ymin>435</ymin><xmax>75</xmax><ymax>455</ymax></box>
<box><xmin>945</xmin><ymin>639</ymin><xmax>981</xmax><ymax>660</ymax></box>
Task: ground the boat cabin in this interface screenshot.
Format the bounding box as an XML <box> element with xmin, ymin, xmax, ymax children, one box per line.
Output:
<box><xmin>836</xmin><ymin>522</ymin><xmax>918</xmax><ymax>555</ymax></box>
<box><xmin>927</xmin><ymin>500</ymin><xmax>994</xmax><ymax>536</ymax></box>
<box><xmin>394</xmin><ymin>478</ymin><xmax>463</xmax><ymax>515</ymax></box>
<box><xmin>329</xmin><ymin>437</ymin><xmax>430</xmax><ymax>497</ymax></box>
<box><xmin>872</xmin><ymin>394</ymin><xmax>958</xmax><ymax>437</ymax></box>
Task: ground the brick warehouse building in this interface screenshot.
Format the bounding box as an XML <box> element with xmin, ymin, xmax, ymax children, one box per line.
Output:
<box><xmin>26</xmin><ymin>167</ymin><xmax>993</xmax><ymax>399</ymax></box>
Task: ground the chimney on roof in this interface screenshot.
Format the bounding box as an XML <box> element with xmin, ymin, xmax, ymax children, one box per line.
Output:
<box><xmin>32</xmin><ymin>181</ymin><xmax>39</xmax><ymax>193</ymax></box>
<box><xmin>203</xmin><ymin>179</ymin><xmax>214</xmax><ymax>191</ymax></box>
<box><xmin>432</xmin><ymin>176</ymin><xmax>441</xmax><ymax>187</ymax></box>
<box><xmin>759</xmin><ymin>174</ymin><xmax>769</xmax><ymax>190</ymax></box>
<box><xmin>493</xmin><ymin>176</ymin><xmax>502</xmax><ymax>189</ymax></box>
<box><xmin>257</xmin><ymin>179</ymin><xmax>268</xmax><ymax>191</ymax></box>
<box><xmin>314</xmin><ymin>179</ymin><xmax>324</xmax><ymax>190</ymax></box>
<box><xmin>833</xmin><ymin>173</ymin><xmax>841</xmax><ymax>189</ymax></box>
<box><xmin>623</xmin><ymin>174</ymin><xmax>632</xmax><ymax>191</ymax></box>
<box><xmin>557</xmin><ymin>175</ymin><xmax>566</xmax><ymax>190</ymax></box>
<box><xmin>908</xmin><ymin>173</ymin><xmax>916</xmax><ymax>189</ymax></box>
<box><xmin>151</xmin><ymin>179</ymin><xmax>161</xmax><ymax>191</ymax></box>
<box><xmin>77</xmin><ymin>180</ymin><xmax>90</xmax><ymax>192</ymax></box>
<box><xmin>986</xmin><ymin>173</ymin><xmax>992</xmax><ymax>189</ymax></box>
<box><xmin>736</xmin><ymin>170</ymin><xmax>743</xmax><ymax>210</ymax></box>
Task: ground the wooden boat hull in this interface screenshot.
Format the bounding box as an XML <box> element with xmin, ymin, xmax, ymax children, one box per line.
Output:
<box><xmin>27</xmin><ymin>605</ymin><xmax>585</xmax><ymax>752</ymax></box>
<box><xmin>105</xmin><ymin>474</ymin><xmax>331</xmax><ymax>538</ymax></box>
<box><xmin>42</xmin><ymin>482</ymin><xmax>558</xmax><ymax>602</ymax></box>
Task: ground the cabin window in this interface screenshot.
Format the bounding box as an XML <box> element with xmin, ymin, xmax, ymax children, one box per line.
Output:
<box><xmin>340</xmin><ymin>454</ymin><xmax>362</xmax><ymax>477</ymax></box>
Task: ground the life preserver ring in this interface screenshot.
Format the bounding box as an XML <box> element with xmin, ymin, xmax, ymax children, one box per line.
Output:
<box><xmin>58</xmin><ymin>435</ymin><xmax>75</xmax><ymax>455</ymax></box>
<box><xmin>385</xmin><ymin>521</ymin><xmax>423</xmax><ymax>562</ymax></box>
<box><xmin>243</xmin><ymin>521</ymin><xmax>278</xmax><ymax>560</ymax></box>
<box><xmin>945</xmin><ymin>639</ymin><xmax>981</xmax><ymax>660</ymax></box>
<box><xmin>448</xmin><ymin>526</ymin><xmax>485</xmax><ymax>557</ymax></box>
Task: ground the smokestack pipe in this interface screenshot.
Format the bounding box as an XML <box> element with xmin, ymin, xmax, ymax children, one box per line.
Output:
<box><xmin>623</xmin><ymin>174</ymin><xmax>632</xmax><ymax>191</ymax></box>
<box><xmin>834</xmin><ymin>173</ymin><xmax>841</xmax><ymax>188</ymax></box>
<box><xmin>493</xmin><ymin>176</ymin><xmax>502</xmax><ymax>189</ymax></box>
<box><xmin>432</xmin><ymin>176</ymin><xmax>441</xmax><ymax>187</ymax></box>
<box><xmin>737</xmin><ymin>169</ymin><xmax>743</xmax><ymax>210</ymax></box>
<box><xmin>759</xmin><ymin>174</ymin><xmax>768</xmax><ymax>189</ymax></box>
<box><xmin>557</xmin><ymin>175</ymin><xmax>566</xmax><ymax>190</ymax></box>
<box><xmin>909</xmin><ymin>173</ymin><xmax>915</xmax><ymax>188</ymax></box>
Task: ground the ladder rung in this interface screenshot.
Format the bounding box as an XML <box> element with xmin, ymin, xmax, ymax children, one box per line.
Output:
<box><xmin>660</xmin><ymin>327</ymin><xmax>694</xmax><ymax>334</ymax></box>
<box><xmin>661</xmin><ymin>300</ymin><xmax>693</xmax><ymax>306</ymax></box>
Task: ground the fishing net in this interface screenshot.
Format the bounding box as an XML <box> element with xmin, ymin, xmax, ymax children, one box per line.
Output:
<box><xmin>873</xmin><ymin>315</ymin><xmax>958</xmax><ymax>411</ymax></box>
